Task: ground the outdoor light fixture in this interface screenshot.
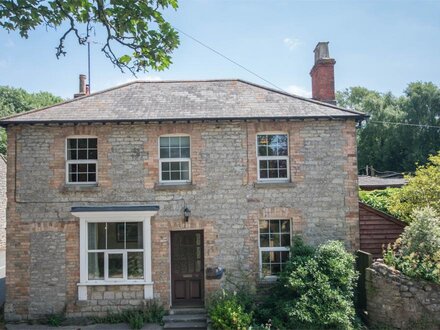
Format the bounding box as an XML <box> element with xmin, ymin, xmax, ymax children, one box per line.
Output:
<box><xmin>184</xmin><ymin>207</ymin><xmax>191</xmax><ymax>222</ymax></box>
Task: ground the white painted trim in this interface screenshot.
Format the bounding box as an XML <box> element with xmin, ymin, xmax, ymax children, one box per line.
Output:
<box><xmin>65</xmin><ymin>136</ymin><xmax>98</xmax><ymax>184</ymax></box>
<box><xmin>256</xmin><ymin>133</ymin><xmax>290</xmax><ymax>182</ymax></box>
<box><xmin>74</xmin><ymin>209</ymin><xmax>158</xmax><ymax>300</ymax></box>
<box><xmin>158</xmin><ymin>134</ymin><xmax>192</xmax><ymax>183</ymax></box>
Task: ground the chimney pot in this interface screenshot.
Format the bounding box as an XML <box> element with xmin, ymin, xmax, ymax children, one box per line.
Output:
<box><xmin>310</xmin><ymin>42</ymin><xmax>336</xmax><ymax>105</ymax></box>
<box><xmin>74</xmin><ymin>74</ymin><xmax>87</xmax><ymax>98</ymax></box>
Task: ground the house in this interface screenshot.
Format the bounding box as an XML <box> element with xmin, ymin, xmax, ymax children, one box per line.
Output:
<box><xmin>1</xmin><ymin>42</ymin><xmax>365</xmax><ymax>321</ymax></box>
<box><xmin>358</xmin><ymin>175</ymin><xmax>407</xmax><ymax>191</ymax></box>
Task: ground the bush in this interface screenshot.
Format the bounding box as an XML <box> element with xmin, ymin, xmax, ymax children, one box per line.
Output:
<box><xmin>255</xmin><ymin>238</ymin><xmax>358</xmax><ymax>330</ymax></box>
<box><xmin>359</xmin><ymin>188</ymin><xmax>401</xmax><ymax>218</ymax></box>
<box><xmin>384</xmin><ymin>207</ymin><xmax>440</xmax><ymax>284</ymax></box>
<box><xmin>207</xmin><ymin>290</ymin><xmax>253</xmax><ymax>330</ymax></box>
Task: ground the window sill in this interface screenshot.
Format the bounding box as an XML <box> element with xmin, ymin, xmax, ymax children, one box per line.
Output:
<box><xmin>154</xmin><ymin>183</ymin><xmax>196</xmax><ymax>191</ymax></box>
<box><xmin>78</xmin><ymin>281</ymin><xmax>153</xmax><ymax>286</ymax></box>
<box><xmin>62</xmin><ymin>183</ymin><xmax>99</xmax><ymax>192</ymax></box>
<box><xmin>253</xmin><ymin>182</ymin><xmax>294</xmax><ymax>189</ymax></box>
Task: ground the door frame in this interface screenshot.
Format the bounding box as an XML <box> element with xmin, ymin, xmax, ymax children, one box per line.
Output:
<box><xmin>170</xmin><ymin>229</ymin><xmax>205</xmax><ymax>307</ymax></box>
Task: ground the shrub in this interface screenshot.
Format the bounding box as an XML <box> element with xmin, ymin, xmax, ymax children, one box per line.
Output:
<box><xmin>384</xmin><ymin>207</ymin><xmax>440</xmax><ymax>284</ymax></box>
<box><xmin>207</xmin><ymin>290</ymin><xmax>253</xmax><ymax>330</ymax></box>
<box><xmin>255</xmin><ymin>238</ymin><xmax>358</xmax><ymax>330</ymax></box>
<box><xmin>359</xmin><ymin>188</ymin><xmax>401</xmax><ymax>218</ymax></box>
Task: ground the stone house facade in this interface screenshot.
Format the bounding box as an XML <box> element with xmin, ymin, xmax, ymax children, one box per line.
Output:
<box><xmin>1</xmin><ymin>43</ymin><xmax>364</xmax><ymax>320</ymax></box>
<box><xmin>0</xmin><ymin>155</ymin><xmax>6</xmax><ymax>249</ymax></box>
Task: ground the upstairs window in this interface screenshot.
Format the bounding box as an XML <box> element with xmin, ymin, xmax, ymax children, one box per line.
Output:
<box><xmin>257</xmin><ymin>134</ymin><xmax>289</xmax><ymax>181</ymax></box>
<box><xmin>66</xmin><ymin>137</ymin><xmax>97</xmax><ymax>184</ymax></box>
<box><xmin>159</xmin><ymin>136</ymin><xmax>191</xmax><ymax>183</ymax></box>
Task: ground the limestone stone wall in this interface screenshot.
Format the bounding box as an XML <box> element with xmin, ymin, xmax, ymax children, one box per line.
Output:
<box><xmin>5</xmin><ymin>119</ymin><xmax>359</xmax><ymax>320</ymax></box>
<box><xmin>366</xmin><ymin>262</ymin><xmax>440</xmax><ymax>329</ymax></box>
<box><xmin>0</xmin><ymin>156</ymin><xmax>6</xmax><ymax>249</ymax></box>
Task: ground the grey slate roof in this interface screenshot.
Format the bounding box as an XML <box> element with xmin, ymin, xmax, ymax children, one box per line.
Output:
<box><xmin>358</xmin><ymin>175</ymin><xmax>407</xmax><ymax>189</ymax></box>
<box><xmin>0</xmin><ymin>79</ymin><xmax>365</xmax><ymax>125</ymax></box>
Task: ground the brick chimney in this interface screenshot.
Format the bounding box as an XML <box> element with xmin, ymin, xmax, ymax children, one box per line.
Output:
<box><xmin>74</xmin><ymin>74</ymin><xmax>88</xmax><ymax>98</ymax></box>
<box><xmin>310</xmin><ymin>42</ymin><xmax>336</xmax><ymax>104</ymax></box>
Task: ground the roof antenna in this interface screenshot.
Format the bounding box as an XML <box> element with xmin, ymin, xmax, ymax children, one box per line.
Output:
<box><xmin>87</xmin><ymin>39</ymin><xmax>91</xmax><ymax>94</ymax></box>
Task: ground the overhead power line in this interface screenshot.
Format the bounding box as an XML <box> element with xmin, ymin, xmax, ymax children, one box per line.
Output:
<box><xmin>368</xmin><ymin>120</ymin><xmax>440</xmax><ymax>129</ymax></box>
<box><xmin>174</xmin><ymin>27</ymin><xmax>286</xmax><ymax>92</ymax></box>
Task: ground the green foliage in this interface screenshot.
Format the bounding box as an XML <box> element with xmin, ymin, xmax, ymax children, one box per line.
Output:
<box><xmin>46</xmin><ymin>313</ymin><xmax>64</xmax><ymax>327</ymax></box>
<box><xmin>337</xmin><ymin>82</ymin><xmax>440</xmax><ymax>173</ymax></box>
<box><xmin>388</xmin><ymin>153</ymin><xmax>440</xmax><ymax>221</ymax></box>
<box><xmin>93</xmin><ymin>301</ymin><xmax>165</xmax><ymax>329</ymax></box>
<box><xmin>358</xmin><ymin>188</ymin><xmax>401</xmax><ymax>218</ymax></box>
<box><xmin>0</xmin><ymin>85</ymin><xmax>63</xmax><ymax>154</ymax></box>
<box><xmin>0</xmin><ymin>0</ymin><xmax>180</xmax><ymax>74</ymax></box>
<box><xmin>207</xmin><ymin>290</ymin><xmax>253</xmax><ymax>330</ymax></box>
<box><xmin>384</xmin><ymin>207</ymin><xmax>440</xmax><ymax>284</ymax></box>
<box><xmin>255</xmin><ymin>238</ymin><xmax>358</xmax><ymax>330</ymax></box>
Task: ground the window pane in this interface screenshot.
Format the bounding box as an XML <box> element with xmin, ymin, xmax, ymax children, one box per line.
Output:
<box><xmin>271</xmin><ymin>264</ymin><xmax>281</xmax><ymax>275</ymax></box>
<box><xmin>181</xmin><ymin>171</ymin><xmax>189</xmax><ymax>181</ymax></box>
<box><xmin>171</xmin><ymin>162</ymin><xmax>180</xmax><ymax>171</ymax></box>
<box><xmin>181</xmin><ymin>162</ymin><xmax>189</xmax><ymax>171</ymax></box>
<box><xmin>77</xmin><ymin>164</ymin><xmax>87</xmax><ymax>172</ymax></box>
<box><xmin>78</xmin><ymin>150</ymin><xmax>87</xmax><ymax>159</ymax></box>
<box><xmin>281</xmin><ymin>220</ymin><xmax>290</xmax><ymax>232</ymax></box>
<box><xmin>108</xmin><ymin>254</ymin><xmax>123</xmax><ymax>278</ymax></box>
<box><xmin>162</xmin><ymin>162</ymin><xmax>170</xmax><ymax>171</ymax></box>
<box><xmin>259</xmin><ymin>160</ymin><xmax>268</xmax><ymax>169</ymax></box>
<box><xmin>88</xmin><ymin>150</ymin><xmax>97</xmax><ymax>160</ymax></box>
<box><xmin>271</xmin><ymin>233</ymin><xmax>280</xmax><ymax>247</ymax></box>
<box><xmin>267</xmin><ymin>145</ymin><xmax>277</xmax><ymax>156</ymax></box>
<box><xmin>171</xmin><ymin>171</ymin><xmax>180</xmax><ymax>180</ymax></box>
<box><xmin>126</xmin><ymin>222</ymin><xmax>143</xmax><ymax>249</ymax></box>
<box><xmin>279</xmin><ymin>159</ymin><xmax>287</xmax><ymax>169</ymax></box>
<box><xmin>69</xmin><ymin>173</ymin><xmax>77</xmax><ymax>182</ymax></box>
<box><xmin>259</xmin><ymin>220</ymin><xmax>269</xmax><ymax>233</ymax></box>
<box><xmin>128</xmin><ymin>252</ymin><xmax>144</xmax><ymax>279</ymax></box>
<box><xmin>88</xmin><ymin>252</ymin><xmax>104</xmax><ymax>280</ymax></box>
<box><xmin>78</xmin><ymin>174</ymin><xmax>87</xmax><ymax>182</ymax></box>
<box><xmin>257</xmin><ymin>135</ymin><xmax>268</xmax><ymax>146</ymax></box>
<box><xmin>170</xmin><ymin>147</ymin><xmax>180</xmax><ymax>158</ymax></box>
<box><xmin>281</xmin><ymin>234</ymin><xmax>291</xmax><ymax>246</ymax></box>
<box><xmin>269</xmin><ymin>221</ymin><xmax>280</xmax><ymax>234</ymax></box>
<box><xmin>88</xmin><ymin>163</ymin><xmax>96</xmax><ymax>173</ymax></box>
<box><xmin>88</xmin><ymin>138</ymin><xmax>97</xmax><ymax>149</ymax></box>
<box><xmin>88</xmin><ymin>223</ymin><xmax>106</xmax><ymax>250</ymax></box>
<box><xmin>262</xmin><ymin>251</ymin><xmax>270</xmax><ymax>263</ymax></box>
<box><xmin>181</xmin><ymin>147</ymin><xmax>190</xmax><ymax>158</ymax></box>
<box><xmin>268</xmin><ymin>160</ymin><xmax>278</xmax><ymax>169</ymax></box>
<box><xmin>281</xmin><ymin>251</ymin><xmax>289</xmax><ymax>262</ymax></box>
<box><xmin>162</xmin><ymin>171</ymin><xmax>170</xmax><ymax>181</ymax></box>
<box><xmin>279</xmin><ymin>170</ymin><xmax>288</xmax><ymax>178</ymax></box>
<box><xmin>88</xmin><ymin>173</ymin><xmax>96</xmax><ymax>182</ymax></box>
<box><xmin>68</xmin><ymin>139</ymin><xmax>77</xmax><ymax>149</ymax></box>
<box><xmin>170</xmin><ymin>137</ymin><xmax>180</xmax><ymax>147</ymax></box>
<box><xmin>262</xmin><ymin>264</ymin><xmax>271</xmax><ymax>276</ymax></box>
<box><xmin>160</xmin><ymin>137</ymin><xmax>170</xmax><ymax>148</ymax></box>
<box><xmin>77</xmin><ymin>139</ymin><xmax>87</xmax><ymax>148</ymax></box>
<box><xmin>68</xmin><ymin>150</ymin><xmax>77</xmax><ymax>160</ymax></box>
<box><xmin>160</xmin><ymin>147</ymin><xmax>169</xmax><ymax>158</ymax></box>
<box><xmin>180</xmin><ymin>137</ymin><xmax>189</xmax><ymax>147</ymax></box>
<box><xmin>260</xmin><ymin>234</ymin><xmax>269</xmax><ymax>247</ymax></box>
<box><xmin>269</xmin><ymin>170</ymin><xmax>278</xmax><ymax>178</ymax></box>
<box><xmin>258</xmin><ymin>146</ymin><xmax>267</xmax><ymax>156</ymax></box>
<box><xmin>260</xmin><ymin>169</ymin><xmax>268</xmax><ymax>179</ymax></box>
<box><xmin>107</xmin><ymin>223</ymin><xmax>125</xmax><ymax>249</ymax></box>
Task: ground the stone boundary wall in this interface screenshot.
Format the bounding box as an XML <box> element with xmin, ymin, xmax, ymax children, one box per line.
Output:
<box><xmin>366</xmin><ymin>261</ymin><xmax>440</xmax><ymax>329</ymax></box>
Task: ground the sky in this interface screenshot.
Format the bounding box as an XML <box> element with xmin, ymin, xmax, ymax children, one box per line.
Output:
<box><xmin>0</xmin><ymin>0</ymin><xmax>439</xmax><ymax>99</ymax></box>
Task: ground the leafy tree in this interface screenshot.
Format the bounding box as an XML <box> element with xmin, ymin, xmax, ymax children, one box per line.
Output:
<box><xmin>0</xmin><ymin>0</ymin><xmax>180</xmax><ymax>74</ymax></box>
<box><xmin>337</xmin><ymin>82</ymin><xmax>440</xmax><ymax>173</ymax></box>
<box><xmin>359</xmin><ymin>152</ymin><xmax>440</xmax><ymax>222</ymax></box>
<box><xmin>389</xmin><ymin>152</ymin><xmax>440</xmax><ymax>221</ymax></box>
<box><xmin>0</xmin><ymin>86</ymin><xmax>63</xmax><ymax>154</ymax></box>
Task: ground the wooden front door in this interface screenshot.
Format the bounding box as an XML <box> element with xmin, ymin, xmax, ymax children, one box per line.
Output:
<box><xmin>171</xmin><ymin>230</ymin><xmax>204</xmax><ymax>306</ymax></box>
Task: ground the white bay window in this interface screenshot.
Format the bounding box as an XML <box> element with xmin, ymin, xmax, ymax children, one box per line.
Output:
<box><xmin>72</xmin><ymin>206</ymin><xmax>159</xmax><ymax>300</ymax></box>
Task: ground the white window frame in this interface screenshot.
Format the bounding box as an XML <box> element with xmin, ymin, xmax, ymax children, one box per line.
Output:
<box><xmin>65</xmin><ymin>136</ymin><xmax>98</xmax><ymax>185</ymax></box>
<box><xmin>256</xmin><ymin>132</ymin><xmax>289</xmax><ymax>182</ymax></box>
<box><xmin>72</xmin><ymin>209</ymin><xmax>158</xmax><ymax>300</ymax></box>
<box><xmin>158</xmin><ymin>134</ymin><xmax>191</xmax><ymax>184</ymax></box>
<box><xmin>258</xmin><ymin>218</ymin><xmax>292</xmax><ymax>279</ymax></box>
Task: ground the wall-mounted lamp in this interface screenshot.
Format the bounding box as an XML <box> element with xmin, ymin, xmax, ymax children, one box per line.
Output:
<box><xmin>184</xmin><ymin>207</ymin><xmax>191</xmax><ymax>222</ymax></box>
